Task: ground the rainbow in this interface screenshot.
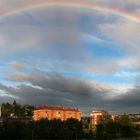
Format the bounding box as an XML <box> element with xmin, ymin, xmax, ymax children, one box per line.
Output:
<box><xmin>0</xmin><ymin>0</ymin><xmax>140</xmax><ymax>24</ymax></box>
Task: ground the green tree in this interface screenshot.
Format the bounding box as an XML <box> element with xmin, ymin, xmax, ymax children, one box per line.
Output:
<box><xmin>118</xmin><ymin>114</ymin><xmax>135</xmax><ymax>138</ymax></box>
<box><xmin>119</xmin><ymin>114</ymin><xmax>132</xmax><ymax>126</ymax></box>
<box><xmin>96</xmin><ymin>124</ymin><xmax>106</xmax><ymax>140</ymax></box>
<box><xmin>1</xmin><ymin>103</ymin><xmax>13</xmax><ymax>118</ymax></box>
<box><xmin>105</xmin><ymin>121</ymin><xmax>120</xmax><ymax>139</ymax></box>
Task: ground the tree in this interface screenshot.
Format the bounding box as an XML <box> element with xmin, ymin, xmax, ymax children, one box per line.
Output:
<box><xmin>118</xmin><ymin>114</ymin><xmax>135</xmax><ymax>138</ymax></box>
<box><xmin>96</xmin><ymin>124</ymin><xmax>106</xmax><ymax>140</ymax></box>
<box><xmin>119</xmin><ymin>114</ymin><xmax>131</xmax><ymax>126</ymax></box>
<box><xmin>1</xmin><ymin>103</ymin><xmax>13</xmax><ymax>118</ymax></box>
<box><xmin>105</xmin><ymin>121</ymin><xmax>120</xmax><ymax>139</ymax></box>
<box><xmin>24</xmin><ymin>105</ymin><xmax>34</xmax><ymax>118</ymax></box>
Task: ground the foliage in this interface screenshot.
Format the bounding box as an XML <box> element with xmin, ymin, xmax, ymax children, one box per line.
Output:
<box><xmin>1</xmin><ymin>101</ymin><xmax>33</xmax><ymax>119</ymax></box>
<box><xmin>0</xmin><ymin>102</ymin><xmax>139</xmax><ymax>139</ymax></box>
<box><xmin>0</xmin><ymin>118</ymin><xmax>85</xmax><ymax>140</ymax></box>
<box><xmin>95</xmin><ymin>115</ymin><xmax>137</xmax><ymax>140</ymax></box>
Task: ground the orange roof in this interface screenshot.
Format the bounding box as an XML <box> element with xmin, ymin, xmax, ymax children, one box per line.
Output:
<box><xmin>34</xmin><ymin>105</ymin><xmax>80</xmax><ymax>112</ymax></box>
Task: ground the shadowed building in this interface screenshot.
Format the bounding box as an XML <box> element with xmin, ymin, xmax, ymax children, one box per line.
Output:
<box><xmin>33</xmin><ymin>106</ymin><xmax>81</xmax><ymax>121</ymax></box>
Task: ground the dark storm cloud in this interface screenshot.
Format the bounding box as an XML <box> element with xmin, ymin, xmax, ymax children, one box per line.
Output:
<box><xmin>8</xmin><ymin>71</ymin><xmax>111</xmax><ymax>98</ymax></box>
<box><xmin>2</xmin><ymin>71</ymin><xmax>113</xmax><ymax>113</ymax></box>
<box><xmin>103</xmin><ymin>86</ymin><xmax>140</xmax><ymax>114</ymax></box>
<box><xmin>2</xmin><ymin>71</ymin><xmax>140</xmax><ymax>114</ymax></box>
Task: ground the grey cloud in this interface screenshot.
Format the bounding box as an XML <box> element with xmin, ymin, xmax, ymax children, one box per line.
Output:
<box><xmin>0</xmin><ymin>16</ymin><xmax>88</xmax><ymax>62</ymax></box>
<box><xmin>104</xmin><ymin>86</ymin><xmax>140</xmax><ymax>114</ymax></box>
<box><xmin>0</xmin><ymin>0</ymin><xmax>140</xmax><ymax>114</ymax></box>
<box><xmin>3</xmin><ymin>71</ymin><xmax>114</xmax><ymax>113</ymax></box>
<box><xmin>8</xmin><ymin>71</ymin><xmax>112</xmax><ymax>97</ymax></box>
<box><xmin>0</xmin><ymin>1</ymin><xmax>121</xmax><ymax>75</ymax></box>
<box><xmin>2</xmin><ymin>71</ymin><xmax>140</xmax><ymax>114</ymax></box>
<box><xmin>99</xmin><ymin>19</ymin><xmax>140</xmax><ymax>70</ymax></box>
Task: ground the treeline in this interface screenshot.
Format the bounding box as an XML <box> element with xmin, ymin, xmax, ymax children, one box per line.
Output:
<box><xmin>95</xmin><ymin>119</ymin><xmax>137</xmax><ymax>139</ymax></box>
<box><xmin>0</xmin><ymin>117</ymin><xmax>139</xmax><ymax>140</ymax></box>
<box><xmin>83</xmin><ymin>115</ymin><xmax>140</xmax><ymax>140</ymax></box>
<box><xmin>0</xmin><ymin>101</ymin><xmax>140</xmax><ymax>139</ymax></box>
<box><xmin>0</xmin><ymin>118</ymin><xmax>86</xmax><ymax>140</ymax></box>
<box><xmin>1</xmin><ymin>101</ymin><xmax>33</xmax><ymax>118</ymax></box>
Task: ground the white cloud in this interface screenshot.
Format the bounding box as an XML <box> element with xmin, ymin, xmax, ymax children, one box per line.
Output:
<box><xmin>114</xmin><ymin>71</ymin><xmax>140</xmax><ymax>77</ymax></box>
<box><xmin>10</xmin><ymin>61</ymin><xmax>26</xmax><ymax>70</ymax></box>
<box><xmin>99</xmin><ymin>18</ymin><xmax>140</xmax><ymax>70</ymax></box>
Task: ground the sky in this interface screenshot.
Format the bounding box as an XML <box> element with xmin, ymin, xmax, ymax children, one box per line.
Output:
<box><xmin>0</xmin><ymin>0</ymin><xmax>140</xmax><ymax>115</ymax></box>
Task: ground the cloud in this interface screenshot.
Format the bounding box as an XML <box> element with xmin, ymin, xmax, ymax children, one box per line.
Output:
<box><xmin>0</xmin><ymin>71</ymin><xmax>117</xmax><ymax>113</ymax></box>
<box><xmin>0</xmin><ymin>0</ymin><xmax>139</xmax><ymax>114</ymax></box>
<box><xmin>0</xmin><ymin>0</ymin><xmax>126</xmax><ymax>76</ymax></box>
<box><xmin>99</xmin><ymin>18</ymin><xmax>140</xmax><ymax>70</ymax></box>
<box><xmin>10</xmin><ymin>61</ymin><xmax>26</xmax><ymax>70</ymax></box>
<box><xmin>114</xmin><ymin>70</ymin><xmax>140</xmax><ymax>77</ymax></box>
<box><xmin>7</xmin><ymin>71</ymin><xmax>113</xmax><ymax>96</ymax></box>
<box><xmin>99</xmin><ymin>20</ymin><xmax>140</xmax><ymax>48</ymax></box>
<box><xmin>1</xmin><ymin>71</ymin><xmax>139</xmax><ymax>114</ymax></box>
<box><xmin>104</xmin><ymin>85</ymin><xmax>140</xmax><ymax>114</ymax></box>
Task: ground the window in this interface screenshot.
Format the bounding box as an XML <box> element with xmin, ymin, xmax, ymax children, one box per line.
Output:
<box><xmin>56</xmin><ymin>111</ymin><xmax>61</xmax><ymax>118</ymax></box>
<box><xmin>95</xmin><ymin>121</ymin><xmax>97</xmax><ymax>125</ymax></box>
<box><xmin>69</xmin><ymin>112</ymin><xmax>72</xmax><ymax>117</ymax></box>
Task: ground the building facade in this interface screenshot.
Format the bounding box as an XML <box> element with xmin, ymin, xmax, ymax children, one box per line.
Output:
<box><xmin>128</xmin><ymin>114</ymin><xmax>140</xmax><ymax>125</ymax></box>
<box><xmin>90</xmin><ymin>109</ymin><xmax>109</xmax><ymax>128</ymax></box>
<box><xmin>111</xmin><ymin>114</ymin><xmax>119</xmax><ymax>122</ymax></box>
<box><xmin>33</xmin><ymin>106</ymin><xmax>81</xmax><ymax>121</ymax></box>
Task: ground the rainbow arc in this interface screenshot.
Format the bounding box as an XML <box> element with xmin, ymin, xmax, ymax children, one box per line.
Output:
<box><xmin>0</xmin><ymin>0</ymin><xmax>140</xmax><ymax>24</ymax></box>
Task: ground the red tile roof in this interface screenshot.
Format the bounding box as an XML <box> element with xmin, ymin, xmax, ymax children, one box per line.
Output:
<box><xmin>34</xmin><ymin>105</ymin><xmax>80</xmax><ymax>112</ymax></box>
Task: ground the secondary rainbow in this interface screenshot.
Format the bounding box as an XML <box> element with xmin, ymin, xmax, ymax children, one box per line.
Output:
<box><xmin>0</xmin><ymin>0</ymin><xmax>140</xmax><ymax>24</ymax></box>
